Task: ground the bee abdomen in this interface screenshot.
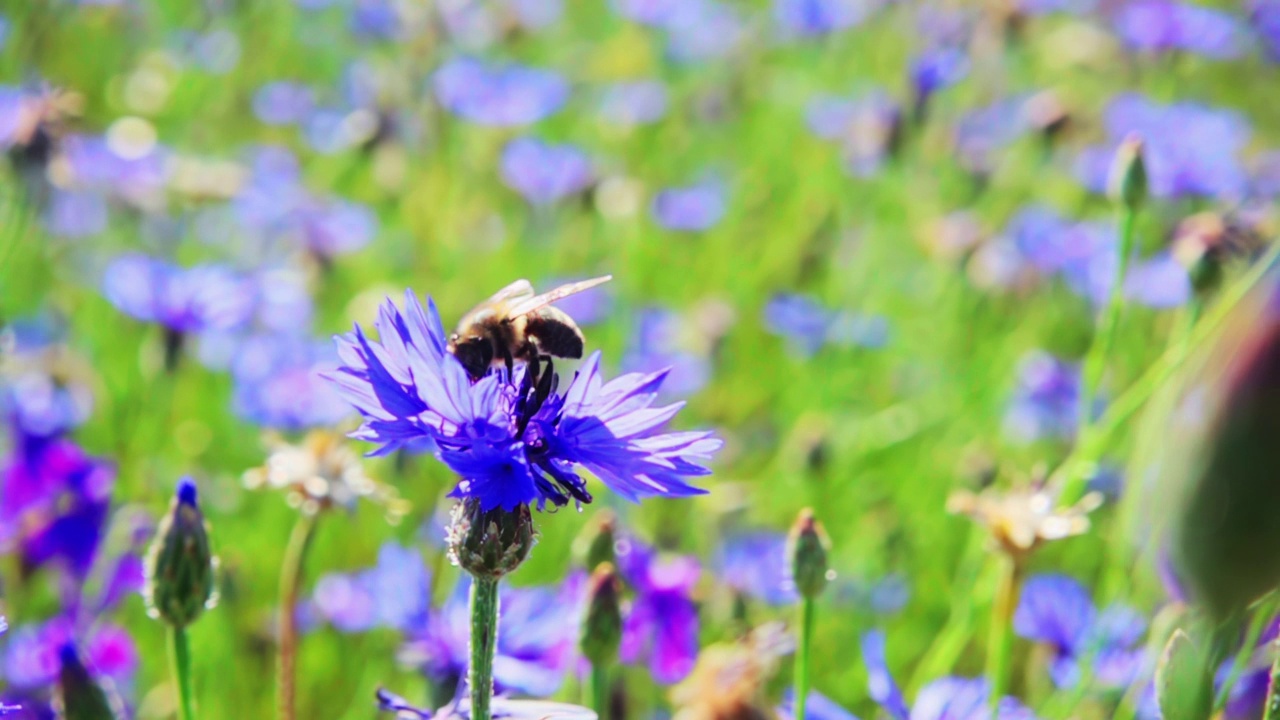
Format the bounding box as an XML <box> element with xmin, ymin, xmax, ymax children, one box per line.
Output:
<box><xmin>526</xmin><ymin>313</ymin><xmax>586</xmax><ymax>359</ymax></box>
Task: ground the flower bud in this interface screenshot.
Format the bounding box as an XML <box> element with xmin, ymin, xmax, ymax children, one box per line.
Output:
<box><xmin>56</xmin><ymin>644</ymin><xmax>122</xmax><ymax>720</ymax></box>
<box><xmin>144</xmin><ymin>478</ymin><xmax>216</xmax><ymax>628</ymax></box>
<box><xmin>580</xmin><ymin>563</ymin><xmax>623</xmax><ymax>666</ymax></box>
<box><xmin>446</xmin><ymin>500</ymin><xmax>534</xmax><ymax>580</ymax></box>
<box><xmin>1107</xmin><ymin>134</ymin><xmax>1148</xmax><ymax>211</ymax></box>
<box><xmin>576</xmin><ymin>510</ymin><xmax>617</xmax><ymax>570</ymax></box>
<box><xmin>786</xmin><ymin>508</ymin><xmax>831</xmax><ymax>600</ymax></box>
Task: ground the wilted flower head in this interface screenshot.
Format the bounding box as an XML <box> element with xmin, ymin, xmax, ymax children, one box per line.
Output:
<box><xmin>947</xmin><ymin>485</ymin><xmax>1100</xmax><ymax>561</ymax></box>
<box><xmin>499</xmin><ymin>138</ymin><xmax>593</xmax><ymax>206</ymax></box>
<box><xmin>1114</xmin><ymin>0</ymin><xmax>1250</xmax><ymax>59</ymax></box>
<box><xmin>618</xmin><ymin>539</ymin><xmax>701</xmax><ymax>684</ymax></box>
<box><xmin>433</xmin><ymin>58</ymin><xmax>569</xmax><ymax>127</ymax></box>
<box><xmin>652</xmin><ymin>180</ymin><xmax>727</xmax><ymax>231</ymax></box>
<box><xmin>244</xmin><ymin>431</ymin><xmax>406</xmax><ymax>517</ymax></box>
<box><xmin>101</xmin><ymin>254</ymin><xmax>254</xmax><ymax>334</ymax></box>
<box><xmin>327</xmin><ymin>290</ymin><xmax>720</xmax><ymax>512</ymax></box>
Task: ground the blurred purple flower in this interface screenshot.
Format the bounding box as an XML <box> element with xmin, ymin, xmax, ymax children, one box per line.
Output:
<box><xmin>1251</xmin><ymin>0</ymin><xmax>1280</xmax><ymax>61</ymax></box>
<box><xmin>910</xmin><ymin>47</ymin><xmax>969</xmax><ymax>102</ymax></box>
<box><xmin>0</xmin><ymin>323</ymin><xmax>93</xmax><ymax>439</ymax></box>
<box><xmin>777</xmin><ymin>688</ymin><xmax>858</xmax><ymax>720</ymax></box>
<box><xmin>1076</xmin><ymin>94</ymin><xmax>1251</xmax><ymax>200</ymax></box>
<box><xmin>328</xmin><ymin>292</ymin><xmax>719</xmax><ymax>510</ymax></box>
<box><xmin>41</xmin><ymin>190</ymin><xmax>107</xmax><ymax>239</ymax></box>
<box><xmin>312</xmin><ymin>543</ymin><xmax>431</xmax><ymax>633</ymax></box>
<box><xmin>663</xmin><ymin>1</ymin><xmax>745</xmax><ymax>63</ymax></box>
<box><xmin>1114</xmin><ymin>1</ymin><xmax>1250</xmax><ymax>59</ymax></box>
<box><xmin>611</xmin><ymin>0</ymin><xmax>682</xmax><ymax>25</ymax></box>
<box><xmin>1015</xmin><ymin>574</ymin><xmax>1147</xmax><ymax>690</ymax></box>
<box><xmin>350</xmin><ymin>0</ymin><xmax>400</xmax><ymax>40</ymax></box>
<box><xmin>433</xmin><ymin>58</ymin><xmax>569</xmax><ymax>127</ymax></box>
<box><xmin>617</xmin><ymin>540</ymin><xmax>700</xmax><ymax>684</ymax></box>
<box><xmin>296</xmin><ymin>199</ymin><xmax>378</xmax><ymax>258</ymax></box>
<box><xmin>253</xmin><ymin>82</ymin><xmax>316</xmax><ymax>126</ymax></box>
<box><xmin>805</xmin><ymin>90</ymin><xmax>902</xmax><ymax>177</ymax></box>
<box><xmin>652</xmin><ymin>181</ymin><xmax>726</xmax><ymax>231</ymax></box>
<box><xmin>621</xmin><ymin>307</ymin><xmax>712</xmax><ymax>399</ymax></box>
<box><xmin>499</xmin><ymin>138</ymin><xmax>594</xmax><ymax>206</ymax></box>
<box><xmin>764</xmin><ymin>294</ymin><xmax>889</xmax><ymax>357</ymax></box>
<box><xmin>1004</xmin><ymin>350</ymin><xmax>1082</xmax><ymax>444</ymax></box>
<box><xmin>230</xmin><ymin>334</ymin><xmax>353</xmax><ymax>431</ymax></box>
<box><xmin>3</xmin><ymin>618</ymin><xmax>136</xmax><ymax>690</ymax></box>
<box><xmin>774</xmin><ymin>0</ymin><xmax>872</xmax><ymax>37</ymax></box>
<box><xmin>862</xmin><ymin>629</ymin><xmax>1036</xmax><ymax>720</ymax></box>
<box><xmin>101</xmin><ymin>254</ymin><xmax>255</xmax><ymax>334</ymax></box>
<box><xmin>955</xmin><ymin>96</ymin><xmax>1032</xmax><ymax>175</ymax></box>
<box><xmin>597</xmin><ymin>80</ymin><xmax>669</xmax><ymax>126</ymax></box>
<box><xmin>715</xmin><ymin>532</ymin><xmax>797</xmax><ymax>605</ymax></box>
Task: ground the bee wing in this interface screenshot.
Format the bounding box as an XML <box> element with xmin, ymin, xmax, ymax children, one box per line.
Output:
<box><xmin>505</xmin><ymin>275</ymin><xmax>612</xmax><ymax>318</ymax></box>
<box><xmin>484</xmin><ymin>278</ymin><xmax>536</xmax><ymax>306</ymax></box>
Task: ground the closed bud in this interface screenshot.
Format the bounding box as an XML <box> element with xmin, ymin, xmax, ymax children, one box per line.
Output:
<box><xmin>447</xmin><ymin>500</ymin><xmax>534</xmax><ymax>580</ymax></box>
<box><xmin>576</xmin><ymin>510</ymin><xmax>617</xmax><ymax>571</ymax></box>
<box><xmin>56</xmin><ymin>644</ymin><xmax>123</xmax><ymax>720</ymax></box>
<box><xmin>580</xmin><ymin>563</ymin><xmax>623</xmax><ymax>665</ymax></box>
<box><xmin>1108</xmin><ymin>134</ymin><xmax>1148</xmax><ymax>210</ymax></box>
<box><xmin>144</xmin><ymin>478</ymin><xmax>216</xmax><ymax>628</ymax></box>
<box><xmin>787</xmin><ymin>508</ymin><xmax>831</xmax><ymax>600</ymax></box>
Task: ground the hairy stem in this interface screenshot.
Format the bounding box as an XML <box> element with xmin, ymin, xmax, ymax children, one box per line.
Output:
<box><xmin>470</xmin><ymin>576</ymin><xmax>501</xmax><ymax>720</ymax></box>
<box><xmin>278</xmin><ymin>512</ymin><xmax>318</xmax><ymax>720</ymax></box>
<box><xmin>169</xmin><ymin>625</ymin><xmax>196</xmax><ymax>720</ymax></box>
<box><xmin>795</xmin><ymin>596</ymin><xmax>816</xmax><ymax>720</ymax></box>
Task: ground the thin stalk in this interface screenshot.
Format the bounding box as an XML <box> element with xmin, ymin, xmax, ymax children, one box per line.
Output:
<box><xmin>278</xmin><ymin>512</ymin><xmax>318</xmax><ymax>720</ymax></box>
<box><xmin>470</xmin><ymin>576</ymin><xmax>500</xmax><ymax>720</ymax></box>
<box><xmin>1264</xmin><ymin>634</ymin><xmax>1280</xmax><ymax>720</ymax></box>
<box><xmin>169</xmin><ymin>625</ymin><xmax>196</xmax><ymax>720</ymax></box>
<box><xmin>590</xmin><ymin>662</ymin><xmax>610</xmax><ymax>720</ymax></box>
<box><xmin>987</xmin><ymin>556</ymin><xmax>1024</xmax><ymax>718</ymax></box>
<box><xmin>1217</xmin><ymin>595</ymin><xmax>1279</xmax><ymax>712</ymax></box>
<box><xmin>1080</xmin><ymin>206</ymin><xmax>1138</xmax><ymax>435</ymax></box>
<box><xmin>793</xmin><ymin>597</ymin><xmax>817</xmax><ymax>719</ymax></box>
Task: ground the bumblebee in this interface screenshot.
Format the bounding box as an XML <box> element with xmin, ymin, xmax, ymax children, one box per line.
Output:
<box><xmin>448</xmin><ymin>276</ymin><xmax>611</xmax><ymax>379</ymax></box>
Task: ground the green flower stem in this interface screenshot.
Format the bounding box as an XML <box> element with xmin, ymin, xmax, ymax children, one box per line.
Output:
<box><xmin>470</xmin><ymin>576</ymin><xmax>501</xmax><ymax>720</ymax></box>
<box><xmin>169</xmin><ymin>625</ymin><xmax>196</xmax><ymax>720</ymax></box>
<box><xmin>590</xmin><ymin>661</ymin><xmax>610</xmax><ymax>720</ymax></box>
<box><xmin>1056</xmin><ymin>238</ymin><xmax>1280</xmax><ymax>504</ymax></box>
<box><xmin>1079</xmin><ymin>206</ymin><xmax>1138</xmax><ymax>436</ymax></box>
<box><xmin>1218</xmin><ymin>595</ymin><xmax>1279</xmax><ymax>712</ymax></box>
<box><xmin>986</xmin><ymin>555</ymin><xmax>1024</xmax><ymax>717</ymax></box>
<box><xmin>278</xmin><ymin>512</ymin><xmax>318</xmax><ymax>720</ymax></box>
<box><xmin>794</xmin><ymin>596</ymin><xmax>816</xmax><ymax>720</ymax></box>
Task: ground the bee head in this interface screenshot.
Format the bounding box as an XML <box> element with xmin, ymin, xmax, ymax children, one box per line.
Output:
<box><xmin>449</xmin><ymin>335</ymin><xmax>493</xmax><ymax>379</ymax></box>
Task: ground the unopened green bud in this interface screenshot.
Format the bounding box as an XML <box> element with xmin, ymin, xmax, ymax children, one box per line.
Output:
<box><xmin>56</xmin><ymin>644</ymin><xmax>123</xmax><ymax>720</ymax></box>
<box><xmin>144</xmin><ymin>478</ymin><xmax>216</xmax><ymax>628</ymax></box>
<box><xmin>1108</xmin><ymin>134</ymin><xmax>1148</xmax><ymax>210</ymax></box>
<box><xmin>447</xmin><ymin>500</ymin><xmax>534</xmax><ymax>579</ymax></box>
<box><xmin>787</xmin><ymin>508</ymin><xmax>831</xmax><ymax>599</ymax></box>
<box><xmin>580</xmin><ymin>563</ymin><xmax>623</xmax><ymax>665</ymax></box>
<box><xmin>576</xmin><ymin>510</ymin><xmax>617</xmax><ymax>570</ymax></box>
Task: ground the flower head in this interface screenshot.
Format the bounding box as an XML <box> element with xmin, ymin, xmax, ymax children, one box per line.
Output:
<box><xmin>327</xmin><ymin>291</ymin><xmax>719</xmax><ymax>511</ymax></box>
<box><xmin>0</xmin><ymin>321</ymin><xmax>94</xmax><ymax>439</ymax></box>
<box><xmin>433</xmin><ymin>58</ymin><xmax>569</xmax><ymax>127</ymax></box>
<box><xmin>101</xmin><ymin>254</ymin><xmax>254</xmax><ymax>334</ymax></box>
<box><xmin>499</xmin><ymin>138</ymin><xmax>594</xmax><ymax>206</ymax></box>
<box><xmin>596</xmin><ymin>81</ymin><xmax>669</xmax><ymax>126</ymax></box>
<box><xmin>652</xmin><ymin>180</ymin><xmax>727</xmax><ymax>232</ymax></box>
<box><xmin>947</xmin><ymin>485</ymin><xmax>1099</xmax><ymax>561</ymax></box>
<box><xmin>774</xmin><ymin>0</ymin><xmax>871</xmax><ymax>37</ymax></box>
<box><xmin>1114</xmin><ymin>1</ymin><xmax>1249</xmax><ymax>60</ymax></box>
<box><xmin>243</xmin><ymin>430</ymin><xmax>405</xmax><ymax>517</ymax></box>
<box><xmin>617</xmin><ymin>539</ymin><xmax>700</xmax><ymax>684</ymax></box>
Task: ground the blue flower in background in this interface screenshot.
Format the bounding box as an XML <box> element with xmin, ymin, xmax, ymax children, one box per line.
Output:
<box><xmin>433</xmin><ymin>58</ymin><xmax>569</xmax><ymax>127</ymax></box>
<box><xmin>1004</xmin><ymin>350</ymin><xmax>1082</xmax><ymax>444</ymax></box>
<box><xmin>774</xmin><ymin>0</ymin><xmax>872</xmax><ymax>37</ymax></box>
<box><xmin>777</xmin><ymin>688</ymin><xmax>859</xmax><ymax>720</ymax></box>
<box><xmin>597</xmin><ymin>80</ymin><xmax>669</xmax><ymax>127</ymax></box>
<box><xmin>1252</xmin><ymin>0</ymin><xmax>1280</xmax><ymax>61</ymax></box>
<box><xmin>621</xmin><ymin>307</ymin><xmax>713</xmax><ymax>400</ymax></box>
<box><xmin>102</xmin><ymin>254</ymin><xmax>255</xmax><ymax>335</ymax></box>
<box><xmin>499</xmin><ymin>138</ymin><xmax>594</xmax><ymax>206</ymax></box>
<box><xmin>715</xmin><ymin>532</ymin><xmax>797</xmax><ymax>605</ymax></box>
<box><xmin>764</xmin><ymin>294</ymin><xmax>890</xmax><ymax>357</ymax></box>
<box><xmin>328</xmin><ymin>292</ymin><xmax>720</xmax><ymax>511</ymax></box>
<box><xmin>862</xmin><ymin>630</ymin><xmax>1037</xmax><ymax>720</ymax></box>
<box><xmin>662</xmin><ymin>1</ymin><xmax>746</xmax><ymax>63</ymax></box>
<box><xmin>0</xmin><ymin>15</ymin><xmax>8</xmax><ymax>51</ymax></box>
<box><xmin>1014</xmin><ymin>574</ymin><xmax>1147</xmax><ymax>690</ymax></box>
<box><xmin>349</xmin><ymin>0</ymin><xmax>401</xmax><ymax>40</ymax></box>
<box><xmin>312</xmin><ymin>543</ymin><xmax>431</xmax><ymax>634</ymax></box>
<box><xmin>1114</xmin><ymin>0</ymin><xmax>1250</xmax><ymax>60</ymax></box>
<box><xmin>652</xmin><ymin>180</ymin><xmax>726</xmax><ymax>231</ymax></box>
<box><xmin>617</xmin><ymin>539</ymin><xmax>700</xmax><ymax>684</ymax></box>
<box><xmin>1076</xmin><ymin>94</ymin><xmax>1251</xmax><ymax>200</ymax></box>
<box><xmin>0</xmin><ymin>321</ymin><xmax>93</xmax><ymax>439</ymax></box>
<box><xmin>42</xmin><ymin>190</ymin><xmax>107</xmax><ymax>238</ymax></box>
<box><xmin>910</xmin><ymin>47</ymin><xmax>969</xmax><ymax>109</ymax></box>
<box><xmin>805</xmin><ymin>90</ymin><xmax>902</xmax><ymax>177</ymax></box>
<box><xmin>252</xmin><ymin>82</ymin><xmax>316</xmax><ymax>126</ymax></box>
<box><xmin>229</xmin><ymin>334</ymin><xmax>353</xmax><ymax>431</ymax></box>
<box><xmin>3</xmin><ymin>619</ymin><xmax>137</xmax><ymax>701</ymax></box>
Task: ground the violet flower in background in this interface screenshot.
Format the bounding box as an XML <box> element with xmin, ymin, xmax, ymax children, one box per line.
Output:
<box><xmin>327</xmin><ymin>291</ymin><xmax>720</xmax><ymax>511</ymax></box>
<box><xmin>617</xmin><ymin>539</ymin><xmax>700</xmax><ymax>684</ymax></box>
<box><xmin>229</xmin><ymin>335</ymin><xmax>353</xmax><ymax>431</ymax></box>
<box><xmin>805</xmin><ymin>90</ymin><xmax>903</xmax><ymax>177</ymax></box>
<box><xmin>1252</xmin><ymin>0</ymin><xmax>1280</xmax><ymax>61</ymax></box>
<box><xmin>661</xmin><ymin>1</ymin><xmax>746</xmax><ymax>63</ymax></box>
<box><xmin>1076</xmin><ymin>94</ymin><xmax>1251</xmax><ymax>200</ymax></box>
<box><xmin>955</xmin><ymin>96</ymin><xmax>1034</xmax><ymax>176</ymax></box>
<box><xmin>652</xmin><ymin>180</ymin><xmax>726</xmax><ymax>231</ymax></box>
<box><xmin>1004</xmin><ymin>350</ymin><xmax>1082</xmax><ymax>444</ymax></box>
<box><xmin>101</xmin><ymin>254</ymin><xmax>255</xmax><ymax>335</ymax></box>
<box><xmin>764</xmin><ymin>294</ymin><xmax>890</xmax><ymax>357</ymax></box>
<box><xmin>777</xmin><ymin>689</ymin><xmax>857</xmax><ymax>720</ymax></box>
<box><xmin>862</xmin><ymin>629</ymin><xmax>1037</xmax><ymax>720</ymax></box>
<box><xmin>311</xmin><ymin>543</ymin><xmax>431</xmax><ymax>634</ymax></box>
<box><xmin>621</xmin><ymin>307</ymin><xmax>713</xmax><ymax>400</ymax></box>
<box><xmin>1113</xmin><ymin>0</ymin><xmax>1250</xmax><ymax>60</ymax></box>
<box><xmin>499</xmin><ymin>138</ymin><xmax>594</xmax><ymax>206</ymax></box>
<box><xmin>349</xmin><ymin>0</ymin><xmax>401</xmax><ymax>41</ymax></box>
<box><xmin>715</xmin><ymin>532</ymin><xmax>797</xmax><ymax>605</ymax></box>
<box><xmin>0</xmin><ymin>321</ymin><xmax>93</xmax><ymax>439</ymax></box>
<box><xmin>1014</xmin><ymin>574</ymin><xmax>1147</xmax><ymax>690</ymax></box>
<box><xmin>774</xmin><ymin>0</ymin><xmax>872</xmax><ymax>37</ymax></box>
<box><xmin>252</xmin><ymin>82</ymin><xmax>316</xmax><ymax>126</ymax></box>
<box><xmin>433</xmin><ymin>58</ymin><xmax>569</xmax><ymax>127</ymax></box>
<box><xmin>910</xmin><ymin>47</ymin><xmax>969</xmax><ymax>120</ymax></box>
<box><xmin>596</xmin><ymin>80</ymin><xmax>669</xmax><ymax>127</ymax></box>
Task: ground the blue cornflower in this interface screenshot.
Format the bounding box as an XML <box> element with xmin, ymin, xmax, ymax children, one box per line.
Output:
<box><xmin>252</xmin><ymin>81</ymin><xmax>316</xmax><ymax>126</ymax></box>
<box><xmin>1014</xmin><ymin>574</ymin><xmax>1147</xmax><ymax>690</ymax></box>
<box><xmin>805</xmin><ymin>90</ymin><xmax>902</xmax><ymax>177</ymax></box>
<box><xmin>101</xmin><ymin>254</ymin><xmax>255</xmax><ymax>335</ymax></box>
<box><xmin>1004</xmin><ymin>350</ymin><xmax>1083</xmax><ymax>443</ymax></box>
<box><xmin>715</xmin><ymin>532</ymin><xmax>798</xmax><ymax>605</ymax></box>
<box><xmin>0</xmin><ymin>320</ymin><xmax>93</xmax><ymax>439</ymax></box>
<box><xmin>1114</xmin><ymin>0</ymin><xmax>1250</xmax><ymax>60</ymax></box>
<box><xmin>1076</xmin><ymin>94</ymin><xmax>1251</xmax><ymax>200</ymax></box>
<box><xmin>1252</xmin><ymin>0</ymin><xmax>1280</xmax><ymax>62</ymax></box>
<box><xmin>764</xmin><ymin>294</ymin><xmax>890</xmax><ymax>357</ymax></box>
<box><xmin>328</xmin><ymin>291</ymin><xmax>719</xmax><ymax>512</ymax></box>
<box><xmin>42</xmin><ymin>189</ymin><xmax>107</xmax><ymax>238</ymax></box>
<box><xmin>499</xmin><ymin>138</ymin><xmax>594</xmax><ymax>206</ymax></box>
<box><xmin>778</xmin><ymin>689</ymin><xmax>859</xmax><ymax>720</ymax></box>
<box><xmin>774</xmin><ymin>0</ymin><xmax>872</xmax><ymax>37</ymax></box>
<box><xmin>660</xmin><ymin>1</ymin><xmax>745</xmax><ymax>63</ymax></box>
<box><xmin>652</xmin><ymin>180</ymin><xmax>726</xmax><ymax>231</ymax></box>
<box><xmin>433</xmin><ymin>58</ymin><xmax>569</xmax><ymax>127</ymax></box>
<box><xmin>229</xmin><ymin>334</ymin><xmax>353</xmax><ymax>431</ymax></box>
<box><xmin>596</xmin><ymin>80</ymin><xmax>669</xmax><ymax>127</ymax></box>
<box><xmin>617</xmin><ymin>539</ymin><xmax>700</xmax><ymax>684</ymax></box>
<box><xmin>621</xmin><ymin>307</ymin><xmax>713</xmax><ymax>400</ymax></box>
<box><xmin>862</xmin><ymin>630</ymin><xmax>1037</xmax><ymax>720</ymax></box>
<box><xmin>910</xmin><ymin>47</ymin><xmax>969</xmax><ymax>110</ymax></box>
<box><xmin>349</xmin><ymin>0</ymin><xmax>401</xmax><ymax>40</ymax></box>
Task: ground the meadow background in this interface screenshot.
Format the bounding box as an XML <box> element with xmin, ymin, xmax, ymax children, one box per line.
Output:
<box><xmin>2</xmin><ymin>0</ymin><xmax>1278</xmax><ymax>718</ymax></box>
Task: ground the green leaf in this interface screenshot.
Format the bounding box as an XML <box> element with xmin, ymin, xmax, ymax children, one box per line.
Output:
<box><xmin>1157</xmin><ymin>630</ymin><xmax>1214</xmax><ymax>720</ymax></box>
